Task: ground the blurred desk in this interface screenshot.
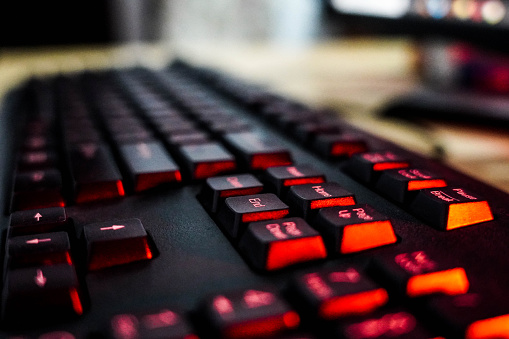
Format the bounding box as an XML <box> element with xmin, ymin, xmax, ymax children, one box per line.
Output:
<box><xmin>1</xmin><ymin>39</ymin><xmax>508</xmax><ymax>192</ymax></box>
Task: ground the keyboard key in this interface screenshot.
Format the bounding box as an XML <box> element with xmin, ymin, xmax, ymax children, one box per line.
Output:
<box><xmin>178</xmin><ymin>142</ymin><xmax>237</xmax><ymax>179</ymax></box>
<box><xmin>313</xmin><ymin>204</ymin><xmax>397</xmax><ymax>254</ymax></box>
<box><xmin>217</xmin><ymin>193</ymin><xmax>290</xmax><ymax>238</ymax></box>
<box><xmin>119</xmin><ymin>142</ymin><xmax>182</xmax><ymax>192</ymax></box>
<box><xmin>200</xmin><ymin>287</ymin><xmax>300</xmax><ymax>339</ymax></box>
<box><xmin>370</xmin><ymin>250</ymin><xmax>470</xmax><ymax>298</ymax></box>
<box><xmin>83</xmin><ymin>218</ymin><xmax>153</xmax><ymax>270</ymax></box>
<box><xmin>376</xmin><ymin>168</ymin><xmax>447</xmax><ymax>203</ymax></box>
<box><xmin>347</xmin><ymin>151</ymin><xmax>410</xmax><ymax>183</ymax></box>
<box><xmin>290</xmin><ymin>266</ymin><xmax>388</xmax><ymax>320</ymax></box>
<box><xmin>68</xmin><ymin>143</ymin><xmax>125</xmax><ymax>203</ymax></box>
<box><xmin>12</xmin><ymin>169</ymin><xmax>65</xmax><ymax>211</ymax></box>
<box><xmin>3</xmin><ymin>264</ymin><xmax>83</xmax><ymax>323</ymax></box>
<box><xmin>7</xmin><ymin>232</ymin><xmax>72</xmax><ymax>268</ymax></box>
<box><xmin>223</xmin><ymin>131</ymin><xmax>292</xmax><ymax>170</ymax></box>
<box><xmin>410</xmin><ymin>187</ymin><xmax>494</xmax><ymax>230</ymax></box>
<box><xmin>313</xmin><ymin>133</ymin><xmax>368</xmax><ymax>159</ymax></box>
<box><xmin>200</xmin><ymin>174</ymin><xmax>264</xmax><ymax>213</ymax></box>
<box><xmin>286</xmin><ymin>182</ymin><xmax>356</xmax><ymax>219</ymax></box>
<box><xmin>9</xmin><ymin>207</ymin><xmax>68</xmax><ymax>236</ymax></box>
<box><xmin>238</xmin><ymin>217</ymin><xmax>327</xmax><ymax>271</ymax></box>
<box><xmin>110</xmin><ymin>309</ymin><xmax>198</xmax><ymax>339</ymax></box>
<box><xmin>264</xmin><ymin>165</ymin><xmax>325</xmax><ymax>195</ymax></box>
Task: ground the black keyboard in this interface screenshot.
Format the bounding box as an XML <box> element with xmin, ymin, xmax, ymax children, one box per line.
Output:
<box><xmin>1</xmin><ymin>60</ymin><xmax>509</xmax><ymax>339</ymax></box>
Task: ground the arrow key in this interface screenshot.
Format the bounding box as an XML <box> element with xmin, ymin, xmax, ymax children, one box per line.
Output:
<box><xmin>7</xmin><ymin>231</ymin><xmax>72</xmax><ymax>268</ymax></box>
<box><xmin>9</xmin><ymin>207</ymin><xmax>68</xmax><ymax>236</ymax></box>
<box><xmin>83</xmin><ymin>218</ymin><xmax>154</xmax><ymax>270</ymax></box>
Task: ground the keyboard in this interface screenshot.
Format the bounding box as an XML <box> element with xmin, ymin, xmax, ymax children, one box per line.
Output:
<box><xmin>1</xmin><ymin>60</ymin><xmax>509</xmax><ymax>339</ymax></box>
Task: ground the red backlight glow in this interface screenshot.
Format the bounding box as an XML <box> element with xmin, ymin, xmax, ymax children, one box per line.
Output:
<box><xmin>265</xmin><ymin>236</ymin><xmax>327</xmax><ymax>271</ymax></box>
<box><xmin>340</xmin><ymin>220</ymin><xmax>397</xmax><ymax>254</ymax></box>
<box><xmin>318</xmin><ymin>288</ymin><xmax>389</xmax><ymax>320</ymax></box>
<box><xmin>242</xmin><ymin>209</ymin><xmax>289</xmax><ymax>223</ymax></box>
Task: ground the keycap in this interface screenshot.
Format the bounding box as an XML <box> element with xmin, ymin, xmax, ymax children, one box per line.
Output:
<box><xmin>3</xmin><ymin>264</ymin><xmax>83</xmax><ymax>323</ymax></box>
<box><xmin>7</xmin><ymin>231</ymin><xmax>72</xmax><ymax>268</ymax></box>
<box><xmin>313</xmin><ymin>204</ymin><xmax>398</xmax><ymax>254</ymax></box>
<box><xmin>12</xmin><ymin>169</ymin><xmax>65</xmax><ymax>211</ymax></box>
<box><xmin>110</xmin><ymin>309</ymin><xmax>198</xmax><ymax>339</ymax></box>
<box><xmin>200</xmin><ymin>287</ymin><xmax>300</xmax><ymax>339</ymax></box>
<box><xmin>223</xmin><ymin>131</ymin><xmax>292</xmax><ymax>170</ymax></box>
<box><xmin>286</xmin><ymin>182</ymin><xmax>356</xmax><ymax>219</ymax></box>
<box><xmin>290</xmin><ymin>266</ymin><xmax>388</xmax><ymax>320</ymax></box>
<box><xmin>9</xmin><ymin>207</ymin><xmax>68</xmax><ymax>236</ymax></box>
<box><xmin>200</xmin><ymin>174</ymin><xmax>264</xmax><ymax>213</ymax></box>
<box><xmin>238</xmin><ymin>217</ymin><xmax>327</xmax><ymax>271</ymax></box>
<box><xmin>119</xmin><ymin>142</ymin><xmax>182</xmax><ymax>192</ymax></box>
<box><xmin>346</xmin><ymin>151</ymin><xmax>410</xmax><ymax>183</ymax></box>
<box><xmin>376</xmin><ymin>168</ymin><xmax>447</xmax><ymax>203</ymax></box>
<box><xmin>264</xmin><ymin>165</ymin><xmax>326</xmax><ymax>195</ymax></box>
<box><xmin>68</xmin><ymin>142</ymin><xmax>125</xmax><ymax>203</ymax></box>
<box><xmin>313</xmin><ymin>133</ymin><xmax>368</xmax><ymax>159</ymax></box>
<box><xmin>83</xmin><ymin>218</ymin><xmax>153</xmax><ymax>270</ymax></box>
<box><xmin>369</xmin><ymin>250</ymin><xmax>470</xmax><ymax>298</ymax></box>
<box><xmin>178</xmin><ymin>142</ymin><xmax>237</xmax><ymax>179</ymax></box>
<box><xmin>410</xmin><ymin>187</ymin><xmax>494</xmax><ymax>230</ymax></box>
<box><xmin>217</xmin><ymin>193</ymin><xmax>290</xmax><ymax>238</ymax></box>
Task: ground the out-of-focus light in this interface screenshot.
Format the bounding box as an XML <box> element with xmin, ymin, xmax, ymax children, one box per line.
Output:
<box><xmin>330</xmin><ymin>0</ymin><xmax>411</xmax><ymax>18</ymax></box>
<box><xmin>452</xmin><ymin>0</ymin><xmax>477</xmax><ymax>20</ymax></box>
<box><xmin>482</xmin><ymin>0</ymin><xmax>506</xmax><ymax>25</ymax></box>
<box><xmin>426</xmin><ymin>0</ymin><xmax>451</xmax><ymax>19</ymax></box>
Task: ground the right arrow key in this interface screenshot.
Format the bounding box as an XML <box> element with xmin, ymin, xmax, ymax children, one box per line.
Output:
<box><xmin>83</xmin><ymin>218</ymin><xmax>154</xmax><ymax>270</ymax></box>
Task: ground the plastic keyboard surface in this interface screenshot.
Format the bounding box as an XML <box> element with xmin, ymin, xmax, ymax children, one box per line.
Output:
<box><xmin>1</xmin><ymin>61</ymin><xmax>509</xmax><ymax>339</ymax></box>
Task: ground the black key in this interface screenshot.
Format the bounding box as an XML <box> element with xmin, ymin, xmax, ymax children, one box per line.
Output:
<box><xmin>178</xmin><ymin>142</ymin><xmax>237</xmax><ymax>180</ymax></box>
<box><xmin>110</xmin><ymin>309</ymin><xmax>198</xmax><ymax>339</ymax></box>
<box><xmin>200</xmin><ymin>174</ymin><xmax>264</xmax><ymax>213</ymax></box>
<box><xmin>83</xmin><ymin>218</ymin><xmax>153</xmax><ymax>270</ymax></box>
<box><xmin>346</xmin><ymin>151</ymin><xmax>410</xmax><ymax>184</ymax></box>
<box><xmin>68</xmin><ymin>142</ymin><xmax>125</xmax><ymax>203</ymax></box>
<box><xmin>369</xmin><ymin>250</ymin><xmax>470</xmax><ymax>298</ymax></box>
<box><xmin>313</xmin><ymin>204</ymin><xmax>397</xmax><ymax>254</ymax></box>
<box><xmin>3</xmin><ymin>264</ymin><xmax>83</xmax><ymax>323</ymax></box>
<box><xmin>375</xmin><ymin>168</ymin><xmax>447</xmax><ymax>203</ymax></box>
<box><xmin>12</xmin><ymin>168</ymin><xmax>65</xmax><ymax>211</ymax></box>
<box><xmin>9</xmin><ymin>207</ymin><xmax>68</xmax><ymax>236</ymax></box>
<box><xmin>7</xmin><ymin>231</ymin><xmax>72</xmax><ymax>268</ymax></box>
<box><xmin>217</xmin><ymin>193</ymin><xmax>290</xmax><ymax>238</ymax></box>
<box><xmin>410</xmin><ymin>187</ymin><xmax>494</xmax><ymax>231</ymax></box>
<box><xmin>119</xmin><ymin>142</ymin><xmax>182</xmax><ymax>192</ymax></box>
<box><xmin>223</xmin><ymin>131</ymin><xmax>292</xmax><ymax>170</ymax></box>
<box><xmin>200</xmin><ymin>287</ymin><xmax>301</xmax><ymax>339</ymax></box>
<box><xmin>294</xmin><ymin>120</ymin><xmax>343</xmax><ymax>143</ymax></box>
<box><xmin>290</xmin><ymin>265</ymin><xmax>388</xmax><ymax>320</ymax></box>
<box><xmin>264</xmin><ymin>165</ymin><xmax>326</xmax><ymax>195</ymax></box>
<box><xmin>286</xmin><ymin>182</ymin><xmax>356</xmax><ymax>219</ymax></box>
<box><xmin>313</xmin><ymin>133</ymin><xmax>368</xmax><ymax>159</ymax></box>
<box><xmin>238</xmin><ymin>217</ymin><xmax>327</xmax><ymax>271</ymax></box>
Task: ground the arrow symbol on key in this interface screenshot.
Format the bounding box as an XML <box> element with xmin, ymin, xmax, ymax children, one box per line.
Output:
<box><xmin>26</xmin><ymin>238</ymin><xmax>52</xmax><ymax>245</ymax></box>
<box><xmin>34</xmin><ymin>269</ymin><xmax>47</xmax><ymax>287</ymax></box>
<box><xmin>100</xmin><ymin>225</ymin><xmax>125</xmax><ymax>231</ymax></box>
<box><xmin>34</xmin><ymin>213</ymin><xmax>42</xmax><ymax>221</ymax></box>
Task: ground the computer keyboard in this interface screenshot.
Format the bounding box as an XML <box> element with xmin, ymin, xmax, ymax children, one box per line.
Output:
<box><xmin>1</xmin><ymin>60</ymin><xmax>509</xmax><ymax>339</ymax></box>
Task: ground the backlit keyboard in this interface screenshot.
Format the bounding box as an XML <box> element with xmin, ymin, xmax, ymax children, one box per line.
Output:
<box><xmin>1</xmin><ymin>60</ymin><xmax>509</xmax><ymax>338</ymax></box>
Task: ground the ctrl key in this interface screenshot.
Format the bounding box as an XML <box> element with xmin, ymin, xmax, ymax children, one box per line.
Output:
<box><xmin>2</xmin><ymin>264</ymin><xmax>83</xmax><ymax>324</ymax></box>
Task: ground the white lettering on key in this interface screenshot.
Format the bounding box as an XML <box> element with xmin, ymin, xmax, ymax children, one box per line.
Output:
<box><xmin>266</xmin><ymin>223</ymin><xmax>288</xmax><ymax>239</ymax></box>
<box><xmin>283</xmin><ymin>221</ymin><xmax>302</xmax><ymax>236</ymax></box>
<box><xmin>338</xmin><ymin>210</ymin><xmax>352</xmax><ymax>219</ymax></box>
<box><xmin>312</xmin><ymin>186</ymin><xmax>332</xmax><ymax>197</ymax></box>
<box><xmin>249</xmin><ymin>198</ymin><xmax>265</xmax><ymax>208</ymax></box>
<box><xmin>453</xmin><ymin>188</ymin><xmax>477</xmax><ymax>200</ymax></box>
<box><xmin>226</xmin><ymin>177</ymin><xmax>243</xmax><ymax>188</ymax></box>
<box><xmin>353</xmin><ymin>208</ymin><xmax>373</xmax><ymax>221</ymax></box>
<box><xmin>431</xmin><ymin>190</ymin><xmax>459</xmax><ymax>202</ymax></box>
<box><xmin>286</xmin><ymin>166</ymin><xmax>305</xmax><ymax>177</ymax></box>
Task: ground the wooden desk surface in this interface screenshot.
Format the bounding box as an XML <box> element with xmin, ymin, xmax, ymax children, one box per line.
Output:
<box><xmin>1</xmin><ymin>39</ymin><xmax>508</xmax><ymax>192</ymax></box>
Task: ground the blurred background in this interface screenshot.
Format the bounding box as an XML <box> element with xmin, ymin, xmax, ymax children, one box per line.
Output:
<box><xmin>1</xmin><ymin>0</ymin><xmax>508</xmax><ymax>192</ymax></box>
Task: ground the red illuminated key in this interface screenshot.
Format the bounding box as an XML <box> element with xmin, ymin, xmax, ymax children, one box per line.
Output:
<box><xmin>83</xmin><ymin>218</ymin><xmax>153</xmax><ymax>270</ymax></box>
<box><xmin>201</xmin><ymin>287</ymin><xmax>300</xmax><ymax>339</ymax></box>
<box><xmin>264</xmin><ymin>165</ymin><xmax>325</xmax><ymax>195</ymax></box>
<box><xmin>7</xmin><ymin>231</ymin><xmax>72</xmax><ymax>268</ymax></box>
<box><xmin>217</xmin><ymin>193</ymin><xmax>289</xmax><ymax>238</ymax></box>
<box><xmin>119</xmin><ymin>141</ymin><xmax>182</xmax><ymax>192</ymax></box>
<box><xmin>179</xmin><ymin>142</ymin><xmax>237</xmax><ymax>180</ymax></box>
<box><xmin>376</xmin><ymin>168</ymin><xmax>447</xmax><ymax>203</ymax></box>
<box><xmin>9</xmin><ymin>207</ymin><xmax>68</xmax><ymax>236</ymax></box>
<box><xmin>3</xmin><ymin>264</ymin><xmax>83</xmax><ymax>323</ymax></box>
<box><xmin>410</xmin><ymin>187</ymin><xmax>494</xmax><ymax>231</ymax></box>
<box><xmin>466</xmin><ymin>315</ymin><xmax>509</xmax><ymax>339</ymax></box>
<box><xmin>313</xmin><ymin>133</ymin><xmax>368</xmax><ymax>159</ymax></box>
<box><xmin>200</xmin><ymin>174</ymin><xmax>264</xmax><ymax>213</ymax></box>
<box><xmin>110</xmin><ymin>309</ymin><xmax>198</xmax><ymax>339</ymax></box>
<box><xmin>286</xmin><ymin>182</ymin><xmax>356</xmax><ymax>219</ymax></box>
<box><xmin>347</xmin><ymin>151</ymin><xmax>410</xmax><ymax>183</ymax></box>
<box><xmin>370</xmin><ymin>250</ymin><xmax>470</xmax><ymax>298</ymax></box>
<box><xmin>238</xmin><ymin>217</ymin><xmax>327</xmax><ymax>271</ymax></box>
<box><xmin>313</xmin><ymin>204</ymin><xmax>397</xmax><ymax>254</ymax></box>
<box><xmin>291</xmin><ymin>266</ymin><xmax>388</xmax><ymax>320</ymax></box>
<box><xmin>223</xmin><ymin>131</ymin><xmax>292</xmax><ymax>170</ymax></box>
